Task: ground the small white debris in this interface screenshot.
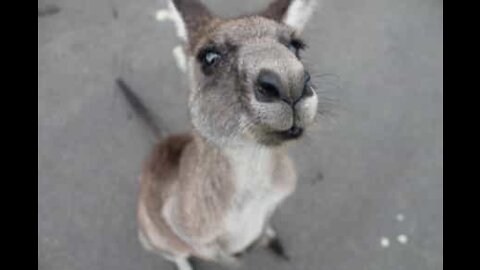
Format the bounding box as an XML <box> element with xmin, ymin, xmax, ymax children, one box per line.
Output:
<box><xmin>397</xmin><ymin>234</ymin><xmax>408</xmax><ymax>244</ymax></box>
<box><xmin>172</xmin><ymin>46</ymin><xmax>187</xmax><ymax>72</ymax></box>
<box><xmin>155</xmin><ymin>9</ymin><xmax>171</xmax><ymax>21</ymax></box>
<box><xmin>396</xmin><ymin>214</ymin><xmax>405</xmax><ymax>222</ymax></box>
<box><xmin>380</xmin><ymin>237</ymin><xmax>390</xmax><ymax>248</ymax></box>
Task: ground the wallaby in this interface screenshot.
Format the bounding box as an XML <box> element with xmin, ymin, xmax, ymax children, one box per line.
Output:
<box><xmin>118</xmin><ymin>0</ymin><xmax>319</xmax><ymax>269</ymax></box>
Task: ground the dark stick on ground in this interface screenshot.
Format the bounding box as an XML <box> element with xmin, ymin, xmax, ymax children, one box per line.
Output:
<box><xmin>115</xmin><ymin>77</ymin><xmax>162</xmax><ymax>138</ymax></box>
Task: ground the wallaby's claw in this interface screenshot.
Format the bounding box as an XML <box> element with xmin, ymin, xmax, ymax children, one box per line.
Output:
<box><xmin>187</xmin><ymin>257</ymin><xmax>199</xmax><ymax>270</ymax></box>
<box><xmin>267</xmin><ymin>237</ymin><xmax>290</xmax><ymax>261</ymax></box>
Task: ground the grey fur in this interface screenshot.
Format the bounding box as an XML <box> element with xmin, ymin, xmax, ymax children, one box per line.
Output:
<box><xmin>137</xmin><ymin>1</ymin><xmax>319</xmax><ymax>269</ymax></box>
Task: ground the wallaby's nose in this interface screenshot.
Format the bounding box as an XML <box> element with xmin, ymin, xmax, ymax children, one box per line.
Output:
<box><xmin>255</xmin><ymin>69</ymin><xmax>310</xmax><ymax>104</ymax></box>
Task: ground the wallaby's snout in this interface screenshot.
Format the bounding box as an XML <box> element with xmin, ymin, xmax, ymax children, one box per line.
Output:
<box><xmin>253</xmin><ymin>62</ymin><xmax>314</xmax><ymax>141</ymax></box>
<box><xmin>233</xmin><ymin>34</ymin><xmax>318</xmax><ymax>146</ymax></box>
<box><xmin>242</xmin><ymin>39</ymin><xmax>310</xmax><ymax>105</ymax></box>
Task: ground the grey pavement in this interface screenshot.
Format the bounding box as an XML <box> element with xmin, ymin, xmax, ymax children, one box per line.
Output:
<box><xmin>38</xmin><ymin>0</ymin><xmax>443</xmax><ymax>269</ymax></box>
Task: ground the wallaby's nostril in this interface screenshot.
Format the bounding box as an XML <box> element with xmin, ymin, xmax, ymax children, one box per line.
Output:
<box><xmin>255</xmin><ymin>70</ymin><xmax>282</xmax><ymax>102</ymax></box>
<box><xmin>302</xmin><ymin>71</ymin><xmax>313</xmax><ymax>97</ymax></box>
<box><xmin>258</xmin><ymin>81</ymin><xmax>279</xmax><ymax>98</ymax></box>
<box><xmin>304</xmin><ymin>71</ymin><xmax>311</xmax><ymax>86</ymax></box>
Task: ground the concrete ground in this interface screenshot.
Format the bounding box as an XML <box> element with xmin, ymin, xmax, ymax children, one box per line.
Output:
<box><xmin>38</xmin><ymin>0</ymin><xmax>443</xmax><ymax>269</ymax></box>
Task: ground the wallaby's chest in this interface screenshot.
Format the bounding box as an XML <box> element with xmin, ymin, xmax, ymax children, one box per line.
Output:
<box><xmin>221</xmin><ymin>148</ymin><xmax>293</xmax><ymax>254</ymax></box>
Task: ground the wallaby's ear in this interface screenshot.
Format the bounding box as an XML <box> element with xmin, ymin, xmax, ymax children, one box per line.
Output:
<box><xmin>261</xmin><ymin>0</ymin><xmax>318</xmax><ymax>33</ymax></box>
<box><xmin>168</xmin><ymin>0</ymin><xmax>214</xmax><ymax>49</ymax></box>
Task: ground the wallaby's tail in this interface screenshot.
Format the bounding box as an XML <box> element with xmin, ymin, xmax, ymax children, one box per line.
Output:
<box><xmin>115</xmin><ymin>77</ymin><xmax>164</xmax><ymax>139</ymax></box>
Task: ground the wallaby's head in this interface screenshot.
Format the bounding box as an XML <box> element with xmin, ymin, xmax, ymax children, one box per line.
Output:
<box><xmin>170</xmin><ymin>0</ymin><xmax>319</xmax><ymax>146</ymax></box>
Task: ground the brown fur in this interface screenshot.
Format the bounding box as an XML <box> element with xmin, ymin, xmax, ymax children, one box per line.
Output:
<box><xmin>139</xmin><ymin>132</ymin><xmax>237</xmax><ymax>260</ymax></box>
<box><xmin>138</xmin><ymin>132</ymin><xmax>298</xmax><ymax>261</ymax></box>
<box><xmin>139</xmin><ymin>134</ymin><xmax>193</xmax><ymax>255</ymax></box>
<box><xmin>137</xmin><ymin>1</ymin><xmax>319</xmax><ymax>269</ymax></box>
<box><xmin>261</xmin><ymin>0</ymin><xmax>293</xmax><ymax>21</ymax></box>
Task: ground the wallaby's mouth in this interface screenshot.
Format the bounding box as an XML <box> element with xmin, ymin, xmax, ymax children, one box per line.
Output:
<box><xmin>271</xmin><ymin>126</ymin><xmax>304</xmax><ymax>140</ymax></box>
<box><xmin>256</xmin><ymin>126</ymin><xmax>304</xmax><ymax>146</ymax></box>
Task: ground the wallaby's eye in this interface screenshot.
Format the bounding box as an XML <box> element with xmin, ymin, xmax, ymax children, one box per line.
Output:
<box><xmin>204</xmin><ymin>51</ymin><xmax>220</xmax><ymax>65</ymax></box>
<box><xmin>198</xmin><ymin>47</ymin><xmax>221</xmax><ymax>68</ymax></box>
<box><xmin>287</xmin><ymin>39</ymin><xmax>306</xmax><ymax>57</ymax></box>
<box><xmin>287</xmin><ymin>43</ymin><xmax>297</xmax><ymax>53</ymax></box>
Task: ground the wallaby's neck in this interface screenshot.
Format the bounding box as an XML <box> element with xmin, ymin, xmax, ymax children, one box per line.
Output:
<box><xmin>192</xmin><ymin>130</ymin><xmax>277</xmax><ymax>158</ymax></box>
<box><xmin>191</xmin><ymin>130</ymin><xmax>281</xmax><ymax>186</ymax></box>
